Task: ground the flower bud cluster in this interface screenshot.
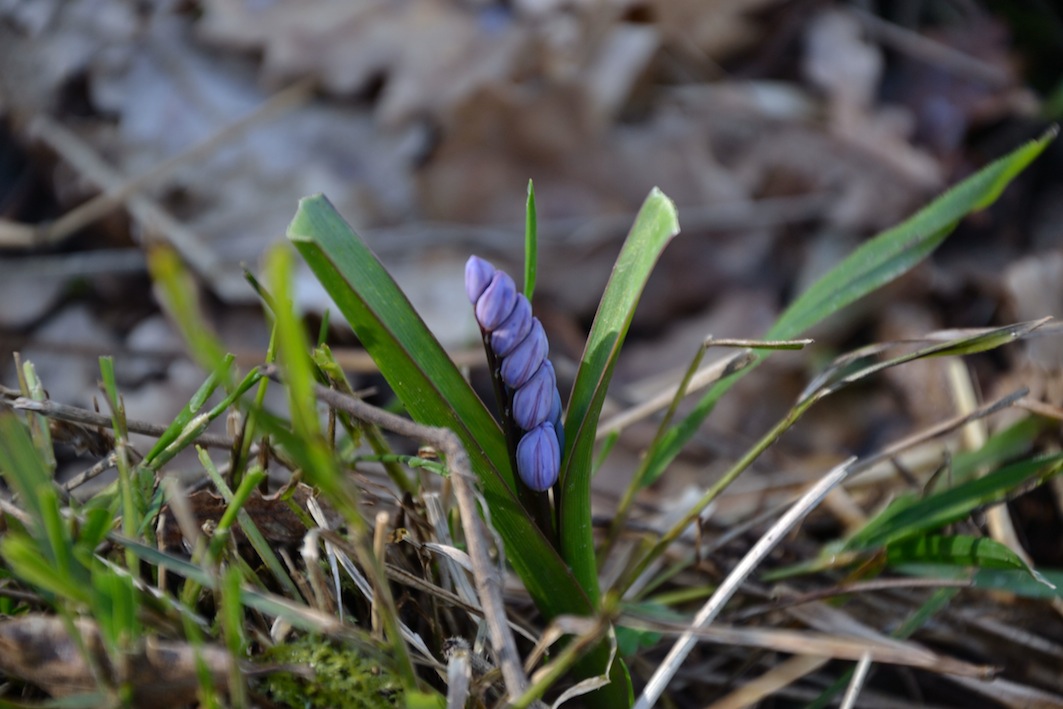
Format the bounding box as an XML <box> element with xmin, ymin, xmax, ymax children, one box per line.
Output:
<box><xmin>466</xmin><ymin>256</ymin><xmax>564</xmax><ymax>491</ymax></box>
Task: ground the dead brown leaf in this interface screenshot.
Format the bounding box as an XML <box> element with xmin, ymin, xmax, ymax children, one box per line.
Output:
<box><xmin>158</xmin><ymin>483</ymin><xmax>338</xmax><ymax>552</ymax></box>
<box><xmin>0</xmin><ymin>615</ymin><xmax>232</xmax><ymax>704</ymax></box>
<box><xmin>198</xmin><ymin>0</ymin><xmax>529</xmax><ymax>128</ymax></box>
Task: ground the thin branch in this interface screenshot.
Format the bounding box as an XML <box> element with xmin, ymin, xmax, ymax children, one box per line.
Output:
<box><xmin>9</xmin><ymin>397</ymin><xmax>234</xmax><ymax>449</ymax></box>
<box><xmin>36</xmin><ymin>80</ymin><xmax>315</xmax><ymax>248</ymax></box>
<box><xmin>851</xmin><ymin>8</ymin><xmax>1012</xmax><ymax>87</ymax></box>
<box><xmin>26</xmin><ymin>117</ymin><xmax>247</xmax><ymax>300</ymax></box>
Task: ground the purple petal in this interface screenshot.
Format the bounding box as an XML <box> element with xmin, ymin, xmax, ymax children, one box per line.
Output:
<box><xmin>500</xmin><ymin>318</ymin><xmax>547</xmax><ymax>388</ymax></box>
<box><xmin>512</xmin><ymin>360</ymin><xmax>556</xmax><ymax>430</ymax></box>
<box><xmin>465</xmin><ymin>256</ymin><xmax>496</xmax><ymax>304</ymax></box>
<box><xmin>475</xmin><ymin>271</ymin><xmax>518</xmax><ymax>330</ymax></box>
<box><xmin>490</xmin><ymin>295</ymin><xmax>532</xmax><ymax>357</ymax></box>
<box><xmin>516</xmin><ymin>422</ymin><xmax>560</xmax><ymax>491</ymax></box>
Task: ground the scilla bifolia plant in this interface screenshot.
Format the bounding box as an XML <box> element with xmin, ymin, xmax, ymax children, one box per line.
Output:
<box><xmin>466</xmin><ymin>255</ymin><xmax>564</xmax><ymax>537</ymax></box>
<box><xmin>287</xmin><ymin>131</ymin><xmax>1053</xmax><ymax>707</ymax></box>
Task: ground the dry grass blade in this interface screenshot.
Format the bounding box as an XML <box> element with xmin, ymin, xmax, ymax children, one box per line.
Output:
<box><xmin>705</xmin><ymin>656</ymin><xmax>830</xmax><ymax>709</ymax></box>
<box><xmin>948</xmin><ymin>674</ymin><xmax>1063</xmax><ymax>707</ymax></box>
<box><xmin>444</xmin><ymin>638</ymin><xmax>472</xmax><ymax>709</ymax></box>
<box><xmin>597</xmin><ymin>350</ymin><xmax>754</xmax><ymax>439</ymax></box>
<box><xmin>619</xmin><ymin>618</ymin><xmax>991</xmax><ymax>677</ymax></box>
<box><xmin>37</xmin><ymin>80</ymin><xmax>314</xmax><ymax>248</ymax></box>
<box><xmin>311</xmin><ymin>382</ymin><xmax>531</xmax><ymax>699</ymax></box>
<box><xmin>26</xmin><ymin>116</ymin><xmax>248</xmax><ymax>299</ymax></box>
<box><xmin>840</xmin><ymin>652</ymin><xmax>874</xmax><ymax>709</ymax></box>
<box><xmin>634</xmin><ymin>457</ymin><xmax>854</xmax><ymax>709</ymax></box>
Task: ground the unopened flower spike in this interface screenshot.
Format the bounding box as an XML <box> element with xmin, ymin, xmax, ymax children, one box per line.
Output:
<box><xmin>466</xmin><ymin>255</ymin><xmax>563</xmax><ymax>491</ymax></box>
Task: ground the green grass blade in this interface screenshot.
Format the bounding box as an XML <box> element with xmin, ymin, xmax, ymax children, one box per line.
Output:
<box><xmin>845</xmin><ymin>452</ymin><xmax>1063</xmax><ymax>551</ymax></box>
<box><xmin>143</xmin><ymin>360</ymin><xmax>232</xmax><ymax>464</ymax></box>
<box><xmin>949</xmin><ymin>415</ymin><xmax>1053</xmax><ymax>483</ymax></box>
<box><xmin>197</xmin><ymin>449</ymin><xmax>302</xmax><ymax>599</ymax></box>
<box><xmin>147</xmin><ymin>246</ymin><xmax>228</xmax><ymax>373</ymax></box>
<box><xmin>525</xmin><ymin>179</ymin><xmax>537</xmax><ymax>299</ymax></box>
<box><xmin>804</xmin><ymin>319</ymin><xmax>1048</xmax><ymax>401</ymax></box>
<box><xmin>559</xmin><ymin>188</ymin><xmax>680</xmax><ymax>602</ymax></box>
<box><xmin>970</xmin><ymin>567</ymin><xmax>1063</xmax><ymax>598</ymax></box>
<box><xmin>0</xmin><ymin>413</ymin><xmax>49</xmax><ymax>523</ymax></box>
<box><xmin>287</xmin><ymin>195</ymin><xmax>594</xmax><ymax>622</ymax></box>
<box><xmin>1</xmin><ymin>532</ymin><xmax>90</xmax><ymax>605</ymax></box>
<box><xmin>20</xmin><ymin>360</ymin><xmax>56</xmax><ymax>474</ymax></box>
<box><xmin>641</xmin><ymin>130</ymin><xmax>1055</xmax><ymax>482</ymax></box>
<box><xmin>886</xmin><ymin>534</ymin><xmax>1036</xmax><ymax>574</ymax></box>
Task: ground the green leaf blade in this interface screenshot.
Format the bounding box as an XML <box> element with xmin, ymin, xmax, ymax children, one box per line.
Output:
<box><xmin>845</xmin><ymin>453</ymin><xmax>1063</xmax><ymax>551</ymax></box>
<box><xmin>886</xmin><ymin>534</ymin><xmax>1033</xmax><ymax>573</ymax></box>
<box><xmin>559</xmin><ymin>188</ymin><xmax>680</xmax><ymax>602</ymax></box>
<box><xmin>642</xmin><ymin>129</ymin><xmax>1055</xmax><ymax>483</ymax></box>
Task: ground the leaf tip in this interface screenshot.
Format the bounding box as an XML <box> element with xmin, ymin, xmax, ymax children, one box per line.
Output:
<box><xmin>647</xmin><ymin>186</ymin><xmax>680</xmax><ymax>238</ymax></box>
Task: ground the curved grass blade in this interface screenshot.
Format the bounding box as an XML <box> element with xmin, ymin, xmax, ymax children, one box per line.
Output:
<box><xmin>287</xmin><ymin>196</ymin><xmax>594</xmax><ymax>620</ymax></box>
<box><xmin>844</xmin><ymin>452</ymin><xmax>1063</xmax><ymax>551</ymax></box>
<box><xmin>886</xmin><ymin>534</ymin><xmax>1037</xmax><ymax>574</ymax></box>
<box><xmin>800</xmin><ymin>319</ymin><xmax>1050</xmax><ymax>402</ymax></box>
<box><xmin>641</xmin><ymin>129</ymin><xmax>1055</xmax><ymax>484</ymax></box>
<box><xmin>558</xmin><ymin>188</ymin><xmax>680</xmax><ymax>603</ymax></box>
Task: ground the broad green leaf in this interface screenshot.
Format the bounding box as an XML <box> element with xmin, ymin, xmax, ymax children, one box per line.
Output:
<box><xmin>287</xmin><ymin>197</ymin><xmax>593</xmax><ymax>617</ymax></box>
<box><xmin>641</xmin><ymin>130</ymin><xmax>1055</xmax><ymax>484</ymax></box>
<box><xmin>845</xmin><ymin>452</ymin><xmax>1063</xmax><ymax>551</ymax></box>
<box><xmin>559</xmin><ymin>188</ymin><xmax>680</xmax><ymax>601</ymax></box>
<box><xmin>886</xmin><ymin>534</ymin><xmax>1033</xmax><ymax>573</ymax></box>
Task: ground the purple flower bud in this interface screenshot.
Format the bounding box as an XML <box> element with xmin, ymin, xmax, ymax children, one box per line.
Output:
<box><xmin>512</xmin><ymin>360</ymin><xmax>556</xmax><ymax>430</ymax></box>
<box><xmin>490</xmin><ymin>294</ymin><xmax>532</xmax><ymax>357</ymax></box>
<box><xmin>516</xmin><ymin>422</ymin><xmax>560</xmax><ymax>491</ymax></box>
<box><xmin>465</xmin><ymin>256</ymin><xmax>496</xmax><ymax>304</ymax></box>
<box><xmin>475</xmin><ymin>271</ymin><xmax>518</xmax><ymax>331</ymax></box>
<box><xmin>500</xmin><ymin>318</ymin><xmax>547</xmax><ymax>388</ymax></box>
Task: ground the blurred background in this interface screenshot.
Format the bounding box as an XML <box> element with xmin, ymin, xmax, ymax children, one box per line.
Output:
<box><xmin>1</xmin><ymin>0</ymin><xmax>1062</xmax><ymax>516</ymax></box>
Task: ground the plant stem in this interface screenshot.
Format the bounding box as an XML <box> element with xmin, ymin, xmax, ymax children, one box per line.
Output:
<box><xmin>600</xmin><ymin>343</ymin><xmax>708</xmax><ymax>563</ymax></box>
<box><xmin>616</xmin><ymin>391</ymin><xmax>823</xmax><ymax>596</ymax></box>
<box><xmin>483</xmin><ymin>331</ymin><xmax>557</xmax><ymax>546</ymax></box>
